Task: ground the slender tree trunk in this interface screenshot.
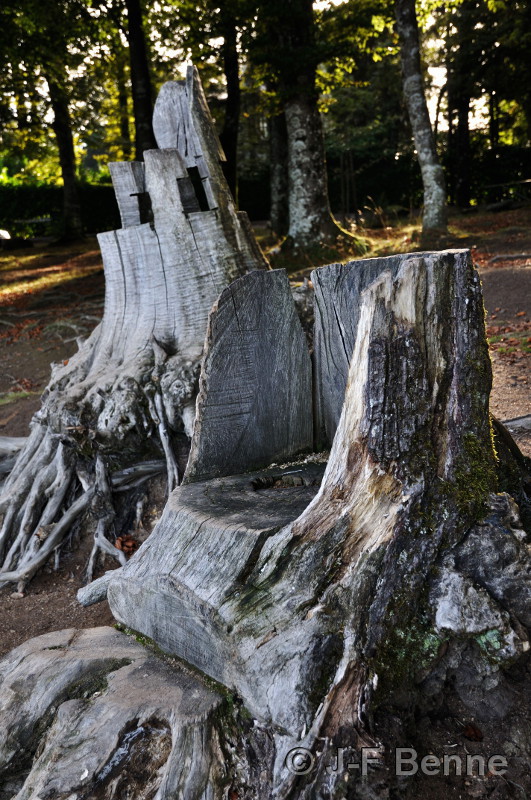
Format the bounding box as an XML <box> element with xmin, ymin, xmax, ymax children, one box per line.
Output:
<box><xmin>269</xmin><ymin>111</ymin><xmax>289</xmax><ymax>237</ymax></box>
<box><xmin>218</xmin><ymin>9</ymin><xmax>240</xmax><ymax>200</ymax></box>
<box><xmin>451</xmin><ymin>0</ymin><xmax>473</xmax><ymax>209</ymax></box>
<box><xmin>523</xmin><ymin>91</ymin><xmax>531</xmax><ymax>146</ymax></box>
<box><xmin>45</xmin><ymin>71</ymin><xmax>83</xmax><ymax>241</ymax></box>
<box><xmin>445</xmin><ymin>22</ymin><xmax>457</xmax><ymax>205</ymax></box>
<box><xmin>489</xmin><ymin>92</ymin><xmax>499</xmax><ymax>149</ymax></box>
<box><xmin>116</xmin><ymin>47</ymin><xmax>132</xmax><ymax>159</ymax></box>
<box><xmin>447</xmin><ymin>86</ymin><xmax>457</xmax><ymax>205</ymax></box>
<box><xmin>434</xmin><ymin>83</ymin><xmax>446</xmax><ymax>144</ymax></box>
<box><xmin>124</xmin><ymin>0</ymin><xmax>157</xmax><ymax>159</ymax></box>
<box><xmin>348</xmin><ymin>150</ymin><xmax>360</xmax><ymax>223</ymax></box>
<box><xmin>395</xmin><ymin>0</ymin><xmax>447</xmax><ymax>237</ymax></box>
<box><xmin>284</xmin><ymin>93</ymin><xmax>339</xmax><ymax>246</ymax></box>
<box><xmin>455</xmin><ymin>93</ymin><xmax>471</xmax><ymax>207</ymax></box>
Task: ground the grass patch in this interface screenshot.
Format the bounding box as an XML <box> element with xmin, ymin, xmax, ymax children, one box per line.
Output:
<box><xmin>0</xmin><ymin>391</ymin><xmax>39</xmax><ymax>406</ymax></box>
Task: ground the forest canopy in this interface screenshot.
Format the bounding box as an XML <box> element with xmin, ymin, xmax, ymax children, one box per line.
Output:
<box><xmin>0</xmin><ymin>0</ymin><xmax>530</xmax><ymax>237</ymax></box>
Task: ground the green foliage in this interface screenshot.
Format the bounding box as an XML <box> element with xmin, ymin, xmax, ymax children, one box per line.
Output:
<box><xmin>0</xmin><ymin>0</ymin><xmax>528</xmax><ymax>219</ymax></box>
<box><xmin>0</xmin><ymin>0</ymin><xmax>110</xmax><ymax>189</ymax></box>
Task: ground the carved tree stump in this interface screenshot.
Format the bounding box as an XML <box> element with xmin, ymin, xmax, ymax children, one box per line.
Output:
<box><xmin>0</xmin><ymin>66</ymin><xmax>266</xmax><ymax>590</ymax></box>
<box><xmin>0</xmin><ymin>127</ymin><xmax>529</xmax><ymax>798</ymax></box>
<box><xmin>105</xmin><ymin>250</ymin><xmax>529</xmax><ymax>795</ymax></box>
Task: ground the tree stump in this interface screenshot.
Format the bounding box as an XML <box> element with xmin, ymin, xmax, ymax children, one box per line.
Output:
<box><xmin>0</xmin><ymin>176</ymin><xmax>529</xmax><ymax>797</ymax></box>
<box><xmin>0</xmin><ymin>65</ymin><xmax>266</xmax><ymax>590</ymax></box>
<box><xmin>108</xmin><ymin>250</ymin><xmax>530</xmax><ymax>795</ymax></box>
<box><xmin>0</xmin><ymin>627</ymin><xmax>226</xmax><ymax>800</ymax></box>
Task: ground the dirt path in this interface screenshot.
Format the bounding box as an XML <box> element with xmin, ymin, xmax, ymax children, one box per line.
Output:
<box><xmin>0</xmin><ymin>241</ymin><xmax>105</xmax><ymax>436</ymax></box>
<box><xmin>465</xmin><ymin>209</ymin><xmax>531</xmax><ymax>453</ymax></box>
<box><xmin>0</xmin><ymin>239</ymin><xmax>114</xmax><ymax>654</ymax></box>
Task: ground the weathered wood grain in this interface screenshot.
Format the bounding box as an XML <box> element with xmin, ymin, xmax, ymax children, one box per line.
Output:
<box><xmin>184</xmin><ymin>269</ymin><xmax>313</xmax><ymax>483</ymax></box>
<box><xmin>108</xmin><ymin>460</ymin><xmax>326</xmax><ymax>730</ymax></box>
<box><xmin>311</xmin><ymin>253</ymin><xmax>405</xmax><ymax>446</ymax></box>
<box><xmin>152</xmin><ymin>66</ymin><xmax>227</xmax><ymax>217</ymax></box>
<box><xmin>108</xmin><ymin>161</ymin><xmax>146</xmax><ymax>228</ymax></box>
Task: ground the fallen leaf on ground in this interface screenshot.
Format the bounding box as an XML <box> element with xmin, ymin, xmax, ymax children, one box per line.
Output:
<box><xmin>462</xmin><ymin>723</ymin><xmax>483</xmax><ymax>742</ymax></box>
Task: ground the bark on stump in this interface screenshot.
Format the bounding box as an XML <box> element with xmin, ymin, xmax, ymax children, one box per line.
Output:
<box><xmin>0</xmin><ymin>250</ymin><xmax>529</xmax><ymax>799</ymax></box>
<box><xmin>0</xmin><ymin>65</ymin><xmax>266</xmax><ymax>591</ymax></box>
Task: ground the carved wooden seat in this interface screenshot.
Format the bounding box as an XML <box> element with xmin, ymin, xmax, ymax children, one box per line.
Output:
<box><xmin>108</xmin><ymin>248</ymin><xmax>496</xmax><ymax>746</ymax></box>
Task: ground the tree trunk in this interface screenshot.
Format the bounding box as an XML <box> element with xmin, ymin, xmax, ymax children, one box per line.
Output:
<box><xmin>395</xmin><ymin>0</ymin><xmax>448</xmax><ymax>238</ymax></box>
<box><xmin>489</xmin><ymin>92</ymin><xmax>499</xmax><ymax>149</ymax></box>
<box><xmin>116</xmin><ymin>45</ymin><xmax>132</xmax><ymax>159</ymax></box>
<box><xmin>269</xmin><ymin>110</ymin><xmax>289</xmax><ymax>237</ymax></box>
<box><xmin>446</xmin><ymin>0</ymin><xmax>475</xmax><ymax>210</ymax></box>
<box><xmin>455</xmin><ymin>93</ymin><xmax>471</xmax><ymax>207</ymax></box>
<box><xmin>267</xmin><ymin>0</ymin><xmax>352</xmax><ymax>250</ymax></box>
<box><xmin>218</xmin><ymin>8</ymin><xmax>240</xmax><ymax>200</ymax></box>
<box><xmin>284</xmin><ymin>93</ymin><xmax>341</xmax><ymax>247</ymax></box>
<box><xmin>45</xmin><ymin>71</ymin><xmax>83</xmax><ymax>241</ymax></box>
<box><xmin>124</xmin><ymin>0</ymin><xmax>157</xmax><ymax>159</ymax></box>
<box><xmin>0</xmin><ymin>66</ymin><xmax>266</xmax><ymax>593</ymax></box>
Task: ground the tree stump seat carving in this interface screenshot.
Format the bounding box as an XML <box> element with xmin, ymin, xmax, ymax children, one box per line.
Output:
<box><xmin>105</xmin><ymin>249</ymin><xmax>528</xmax><ymax>795</ymax></box>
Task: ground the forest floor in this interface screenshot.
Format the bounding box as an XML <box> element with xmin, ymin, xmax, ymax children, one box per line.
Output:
<box><xmin>0</xmin><ymin>208</ymin><xmax>529</xmax><ymax>791</ymax></box>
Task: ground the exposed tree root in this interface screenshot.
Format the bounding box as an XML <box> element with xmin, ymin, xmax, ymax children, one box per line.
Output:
<box><xmin>0</xmin><ymin>351</ymin><xmax>192</xmax><ymax>591</ymax></box>
<box><xmin>0</xmin><ymin>432</ymin><xmax>166</xmax><ymax>592</ymax></box>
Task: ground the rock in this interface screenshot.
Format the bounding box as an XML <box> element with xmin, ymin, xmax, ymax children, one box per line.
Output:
<box><xmin>0</xmin><ymin>627</ymin><xmax>223</xmax><ymax>800</ymax></box>
<box><xmin>452</xmin><ymin>494</ymin><xmax>531</xmax><ymax>629</ymax></box>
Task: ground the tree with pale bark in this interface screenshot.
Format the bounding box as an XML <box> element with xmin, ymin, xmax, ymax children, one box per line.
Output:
<box><xmin>395</xmin><ymin>0</ymin><xmax>448</xmax><ymax>239</ymax></box>
<box><xmin>252</xmin><ymin>0</ymin><xmax>359</xmax><ymax>250</ymax></box>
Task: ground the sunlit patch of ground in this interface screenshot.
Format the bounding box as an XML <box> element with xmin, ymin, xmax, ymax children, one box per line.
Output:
<box><xmin>0</xmin><ymin>248</ymin><xmax>102</xmax><ymax>304</ymax></box>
